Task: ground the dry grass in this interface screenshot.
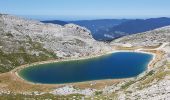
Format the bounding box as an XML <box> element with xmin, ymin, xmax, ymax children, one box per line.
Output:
<box><xmin>114</xmin><ymin>46</ymin><xmax>139</xmax><ymax>50</ymax></box>
<box><xmin>142</xmin><ymin>43</ymin><xmax>162</xmax><ymax>49</ymax></box>
<box><xmin>0</xmin><ymin>71</ymin><xmax>124</xmax><ymax>93</ymax></box>
<box><xmin>142</xmin><ymin>50</ymin><xmax>165</xmax><ymax>69</ymax></box>
<box><xmin>0</xmin><ymin>72</ymin><xmax>61</xmax><ymax>92</ymax></box>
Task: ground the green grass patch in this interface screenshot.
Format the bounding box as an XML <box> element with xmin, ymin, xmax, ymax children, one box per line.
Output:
<box><xmin>94</xmin><ymin>91</ymin><xmax>103</xmax><ymax>95</ymax></box>
<box><xmin>121</xmin><ymin>80</ymin><xmax>135</xmax><ymax>90</ymax></box>
<box><xmin>138</xmin><ymin>69</ymin><xmax>170</xmax><ymax>90</ymax></box>
<box><xmin>87</xmin><ymin>92</ymin><xmax>118</xmax><ymax>100</ymax></box>
<box><xmin>0</xmin><ymin>43</ymin><xmax>57</xmax><ymax>73</ymax></box>
<box><xmin>167</xmin><ymin>64</ymin><xmax>170</xmax><ymax>69</ymax></box>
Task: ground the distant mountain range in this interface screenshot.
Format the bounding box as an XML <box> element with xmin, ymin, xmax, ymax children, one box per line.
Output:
<box><xmin>105</xmin><ymin>17</ymin><xmax>170</xmax><ymax>39</ymax></box>
<box><xmin>42</xmin><ymin>17</ymin><xmax>170</xmax><ymax>41</ymax></box>
<box><xmin>68</xmin><ymin>19</ymin><xmax>128</xmax><ymax>40</ymax></box>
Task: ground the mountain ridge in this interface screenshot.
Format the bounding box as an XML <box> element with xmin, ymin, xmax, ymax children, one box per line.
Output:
<box><xmin>42</xmin><ymin>17</ymin><xmax>170</xmax><ymax>41</ymax></box>
<box><xmin>42</xmin><ymin>19</ymin><xmax>128</xmax><ymax>40</ymax></box>
<box><xmin>0</xmin><ymin>14</ymin><xmax>111</xmax><ymax>73</ymax></box>
<box><xmin>106</xmin><ymin>17</ymin><xmax>170</xmax><ymax>38</ymax></box>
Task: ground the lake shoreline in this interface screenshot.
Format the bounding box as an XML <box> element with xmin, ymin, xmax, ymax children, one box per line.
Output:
<box><xmin>0</xmin><ymin>46</ymin><xmax>164</xmax><ymax>93</ymax></box>
<box><xmin>14</xmin><ymin>49</ymin><xmax>155</xmax><ymax>85</ymax></box>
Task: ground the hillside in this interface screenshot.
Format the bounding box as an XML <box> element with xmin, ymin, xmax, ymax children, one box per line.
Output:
<box><xmin>110</xmin><ymin>26</ymin><xmax>170</xmax><ymax>99</ymax></box>
<box><xmin>0</xmin><ymin>14</ymin><xmax>111</xmax><ymax>73</ymax></box>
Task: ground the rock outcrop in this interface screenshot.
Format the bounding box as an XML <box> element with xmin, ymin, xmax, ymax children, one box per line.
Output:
<box><xmin>0</xmin><ymin>14</ymin><xmax>111</xmax><ymax>73</ymax></box>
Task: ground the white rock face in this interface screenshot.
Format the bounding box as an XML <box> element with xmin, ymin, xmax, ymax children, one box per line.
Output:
<box><xmin>128</xmin><ymin>79</ymin><xmax>170</xmax><ymax>100</ymax></box>
<box><xmin>0</xmin><ymin>14</ymin><xmax>112</xmax><ymax>72</ymax></box>
<box><xmin>50</xmin><ymin>86</ymin><xmax>96</xmax><ymax>96</ymax></box>
<box><xmin>0</xmin><ymin>14</ymin><xmax>111</xmax><ymax>58</ymax></box>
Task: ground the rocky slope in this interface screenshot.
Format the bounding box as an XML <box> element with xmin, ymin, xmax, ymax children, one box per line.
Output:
<box><xmin>110</xmin><ymin>26</ymin><xmax>170</xmax><ymax>100</ymax></box>
<box><xmin>111</xmin><ymin>26</ymin><xmax>170</xmax><ymax>46</ymax></box>
<box><xmin>0</xmin><ymin>14</ymin><xmax>111</xmax><ymax>73</ymax></box>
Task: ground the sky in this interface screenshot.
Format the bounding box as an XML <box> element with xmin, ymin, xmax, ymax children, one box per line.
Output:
<box><xmin>0</xmin><ymin>0</ymin><xmax>170</xmax><ymax>20</ymax></box>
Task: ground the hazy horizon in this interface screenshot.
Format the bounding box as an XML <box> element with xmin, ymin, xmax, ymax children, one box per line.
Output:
<box><xmin>1</xmin><ymin>0</ymin><xmax>170</xmax><ymax>21</ymax></box>
<box><xmin>7</xmin><ymin>14</ymin><xmax>170</xmax><ymax>21</ymax></box>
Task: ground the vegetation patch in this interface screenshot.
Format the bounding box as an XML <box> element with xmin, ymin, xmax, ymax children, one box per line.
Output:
<box><xmin>0</xmin><ymin>93</ymin><xmax>84</xmax><ymax>100</ymax></box>
<box><xmin>88</xmin><ymin>92</ymin><xmax>118</xmax><ymax>100</ymax></box>
<box><xmin>0</xmin><ymin>41</ymin><xmax>57</xmax><ymax>73</ymax></box>
<box><xmin>94</xmin><ymin>91</ymin><xmax>103</xmax><ymax>95</ymax></box>
<box><xmin>121</xmin><ymin>80</ymin><xmax>135</xmax><ymax>90</ymax></box>
<box><xmin>138</xmin><ymin>64</ymin><xmax>170</xmax><ymax>90</ymax></box>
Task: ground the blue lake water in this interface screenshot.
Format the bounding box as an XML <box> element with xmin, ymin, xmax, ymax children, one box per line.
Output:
<box><xmin>18</xmin><ymin>52</ymin><xmax>153</xmax><ymax>84</ymax></box>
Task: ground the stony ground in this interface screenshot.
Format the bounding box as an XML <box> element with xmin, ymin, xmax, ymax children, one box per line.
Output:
<box><xmin>111</xmin><ymin>27</ymin><xmax>170</xmax><ymax>100</ymax></box>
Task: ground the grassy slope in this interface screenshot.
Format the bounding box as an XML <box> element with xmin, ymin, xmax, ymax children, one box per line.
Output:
<box><xmin>0</xmin><ymin>37</ymin><xmax>58</xmax><ymax>73</ymax></box>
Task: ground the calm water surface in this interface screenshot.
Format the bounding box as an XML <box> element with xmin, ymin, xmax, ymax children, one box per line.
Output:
<box><xmin>18</xmin><ymin>52</ymin><xmax>153</xmax><ymax>84</ymax></box>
